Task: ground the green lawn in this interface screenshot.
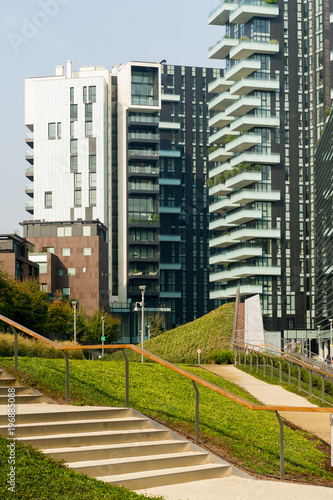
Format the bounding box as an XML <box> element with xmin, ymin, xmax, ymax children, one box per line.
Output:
<box><xmin>1</xmin><ymin>356</ymin><xmax>332</xmax><ymax>486</ymax></box>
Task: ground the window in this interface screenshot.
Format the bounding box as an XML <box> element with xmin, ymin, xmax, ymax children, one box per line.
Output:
<box><xmin>59</xmin><ymin>268</ymin><xmax>64</xmax><ymax>276</ymax></box>
<box><xmin>45</xmin><ymin>192</ymin><xmax>52</xmax><ymax>208</ymax></box>
<box><xmin>57</xmin><ymin>227</ymin><xmax>72</xmax><ymax>237</ymax></box>
<box><xmin>74</xmin><ymin>173</ymin><xmax>82</xmax><ymax>188</ymax></box>
<box><xmin>74</xmin><ymin>190</ymin><xmax>81</xmax><ymax>207</ymax></box>
<box><xmin>70</xmin><ymin>156</ymin><xmax>78</xmax><ymax>172</ymax></box>
<box><xmin>62</xmin><ymin>287</ymin><xmax>70</xmax><ymax>296</ymax></box>
<box><xmin>85</xmin><ymin>103</ymin><xmax>93</xmax><ymax>118</ymax></box>
<box><xmin>89</xmin><ymin>155</ymin><xmax>96</xmax><ymax>171</ymax></box>
<box><xmin>48</xmin><ymin>123</ymin><xmax>56</xmax><ymax>139</ymax></box>
<box><xmin>89</xmin><ymin>172</ymin><xmax>96</xmax><ymax>188</ymax></box>
<box><xmin>39</xmin><ymin>263</ymin><xmax>47</xmax><ymax>273</ymax></box>
<box><xmin>70</xmin><ymin>87</ymin><xmax>74</xmax><ymax>103</ymax></box>
<box><xmin>62</xmin><ymin>248</ymin><xmax>70</xmax><ymax>256</ymax></box>
<box><xmin>83</xmin><ymin>226</ymin><xmax>91</xmax><ymax>236</ymax></box>
<box><xmin>82</xmin><ymin>267</ymin><xmax>87</xmax><ymax>274</ymax></box>
<box><xmin>70</xmin><ymin>121</ymin><xmax>75</xmax><ymax>138</ymax></box>
<box><xmin>83</xmin><ymin>247</ymin><xmax>91</xmax><ymax>256</ymax></box>
<box><xmin>89</xmin><ymin>86</ymin><xmax>96</xmax><ymax>102</ymax></box>
<box><xmin>43</xmin><ymin>247</ymin><xmax>54</xmax><ymax>254</ymax></box>
<box><xmin>83</xmin><ymin>86</ymin><xmax>87</xmax><ymax>102</ymax></box>
<box><xmin>70</xmin><ymin>104</ymin><xmax>78</xmax><ymax>119</ymax></box>
<box><xmin>89</xmin><ymin>189</ymin><xmax>96</xmax><ymax>206</ymax></box>
<box><xmin>70</xmin><ymin>139</ymin><xmax>78</xmax><ymax>154</ymax></box>
<box><xmin>68</xmin><ymin>268</ymin><xmax>76</xmax><ymax>276</ymax></box>
<box><xmin>85</xmin><ymin>121</ymin><xmax>93</xmax><ymax>137</ymax></box>
<box><xmin>57</xmin><ymin>122</ymin><xmax>61</xmax><ymax>139</ymax></box>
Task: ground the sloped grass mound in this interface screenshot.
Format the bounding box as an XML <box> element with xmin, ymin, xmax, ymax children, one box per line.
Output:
<box><xmin>119</xmin><ymin>302</ymin><xmax>234</xmax><ymax>364</ymax></box>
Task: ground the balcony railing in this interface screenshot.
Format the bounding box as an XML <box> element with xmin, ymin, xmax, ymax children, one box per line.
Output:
<box><xmin>128</xmin><ymin>149</ymin><xmax>159</xmax><ymax>158</ymax></box>
<box><xmin>128</xmin><ymin>115</ymin><xmax>159</xmax><ymax>125</ymax></box>
<box><xmin>128</xmin><ymin>166</ymin><xmax>159</xmax><ymax>175</ymax></box>
<box><xmin>128</xmin><ymin>132</ymin><xmax>159</xmax><ymax>141</ymax></box>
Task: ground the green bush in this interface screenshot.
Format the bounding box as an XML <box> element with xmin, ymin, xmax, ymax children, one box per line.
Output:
<box><xmin>0</xmin><ymin>333</ymin><xmax>84</xmax><ymax>360</ymax></box>
<box><xmin>205</xmin><ymin>349</ymin><xmax>235</xmax><ymax>365</ymax></box>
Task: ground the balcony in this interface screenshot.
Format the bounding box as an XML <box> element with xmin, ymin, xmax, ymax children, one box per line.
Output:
<box><xmin>209</xmin><ymin>197</ymin><xmax>238</xmax><ymax>215</ymax></box>
<box><xmin>230</xmin><ymin>114</ymin><xmax>280</xmax><ymax>132</ymax></box>
<box><xmin>161</xmin><ymin>93</ymin><xmax>181</xmax><ymax>102</ymax></box>
<box><xmin>159</xmin><ymin>149</ymin><xmax>181</xmax><ymax>158</ymax></box>
<box><xmin>128</xmin><ymin>132</ymin><xmax>159</xmax><ymax>142</ymax></box>
<box><xmin>209</xmin><ymin>184</ymin><xmax>233</xmax><ymax>198</ymax></box>
<box><xmin>128</xmin><ymin>182</ymin><xmax>159</xmax><ymax>194</ymax></box>
<box><xmin>25</xmin><ymin>201</ymin><xmax>34</xmax><ymax>215</ymax></box>
<box><xmin>128</xmin><ymin>149</ymin><xmax>159</xmax><ymax>160</ymax></box>
<box><xmin>209</xmin><ymin>126</ymin><xmax>239</xmax><ymax>145</ymax></box>
<box><xmin>128</xmin><ymin>115</ymin><xmax>159</xmax><ymax>126</ymax></box>
<box><xmin>25</xmin><ymin>184</ymin><xmax>34</xmax><ymax>198</ymax></box>
<box><xmin>159</xmin><ymin>178</ymin><xmax>181</xmax><ymax>186</ymax></box>
<box><xmin>25</xmin><ymin>166</ymin><xmax>34</xmax><ymax>181</ymax></box>
<box><xmin>210</xmin><ymin>284</ymin><xmax>263</xmax><ymax>300</ymax></box>
<box><xmin>229</xmin><ymin>1</ymin><xmax>279</xmax><ymax>25</ymax></box>
<box><xmin>25</xmin><ymin>150</ymin><xmax>34</xmax><ymax>165</ymax></box>
<box><xmin>226</xmin><ymin>170</ymin><xmax>262</xmax><ymax>189</ymax></box>
<box><xmin>210</xmin><ymin>265</ymin><xmax>281</xmax><ymax>283</ymax></box>
<box><xmin>208</xmin><ymin>77</ymin><xmax>233</xmax><ymax>94</ymax></box>
<box><xmin>230</xmin><ymin>77</ymin><xmax>280</xmax><ymax>96</ymax></box>
<box><xmin>208</xmin><ymin>1</ymin><xmax>237</xmax><ymax>26</ymax></box>
<box><xmin>209</xmin><ymin>37</ymin><xmax>238</xmax><ymax>60</ymax></box>
<box><xmin>209</xmin><ymin>245</ymin><xmax>262</xmax><ymax>265</ymax></box>
<box><xmin>209</xmin><ymin>146</ymin><xmax>233</xmax><ymax>163</ymax></box>
<box><xmin>229</xmin><ymin>151</ymin><xmax>280</xmax><ymax>168</ymax></box>
<box><xmin>226</xmin><ymin>208</ymin><xmax>262</xmax><ymax>226</ymax></box>
<box><xmin>128</xmin><ymin>166</ymin><xmax>159</xmax><ymax>176</ymax></box>
<box><xmin>225</xmin><ymin>133</ymin><xmax>261</xmax><ymax>154</ymax></box>
<box><xmin>208</xmin><ymin>91</ymin><xmax>238</xmax><ymax>112</ymax></box>
<box><xmin>225</xmin><ymin>96</ymin><xmax>261</xmax><ymax>117</ymax></box>
<box><xmin>159</xmin><ymin>235</ymin><xmax>181</xmax><ymax>242</ymax></box>
<box><xmin>209</xmin><ymin>111</ymin><xmax>233</xmax><ymax>128</ymax></box>
<box><xmin>159</xmin><ymin>206</ymin><xmax>182</xmax><ymax>214</ymax></box>
<box><xmin>224</xmin><ymin>60</ymin><xmax>261</xmax><ymax>81</ymax></box>
<box><xmin>209</xmin><ymin>227</ymin><xmax>280</xmax><ymax>249</ymax></box>
<box><xmin>159</xmin><ymin>121</ymin><xmax>181</xmax><ymax>130</ymax></box>
<box><xmin>230</xmin><ymin>40</ymin><xmax>279</xmax><ymax>60</ymax></box>
<box><xmin>209</xmin><ymin>162</ymin><xmax>231</xmax><ymax>179</ymax></box>
<box><xmin>230</xmin><ymin>188</ymin><xmax>280</xmax><ymax>207</ymax></box>
<box><xmin>25</xmin><ymin>132</ymin><xmax>34</xmax><ymax>148</ymax></box>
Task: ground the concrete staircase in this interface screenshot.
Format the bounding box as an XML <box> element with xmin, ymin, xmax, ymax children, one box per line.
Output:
<box><xmin>0</xmin><ymin>367</ymin><xmax>50</xmax><ymax>404</ymax></box>
<box><xmin>0</xmin><ymin>367</ymin><xmax>250</xmax><ymax>490</ymax></box>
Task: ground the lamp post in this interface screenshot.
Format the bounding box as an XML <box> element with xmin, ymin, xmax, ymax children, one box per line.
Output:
<box><xmin>101</xmin><ymin>316</ymin><xmax>105</xmax><ymax>356</ymax></box>
<box><xmin>329</xmin><ymin>319</ymin><xmax>333</xmax><ymax>359</ymax></box>
<box><xmin>134</xmin><ymin>285</ymin><xmax>146</xmax><ymax>363</ymax></box>
<box><xmin>72</xmin><ymin>301</ymin><xmax>78</xmax><ymax>343</ymax></box>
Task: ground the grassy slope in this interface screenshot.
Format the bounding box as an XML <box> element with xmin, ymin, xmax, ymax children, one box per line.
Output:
<box><xmin>117</xmin><ymin>302</ymin><xmax>235</xmax><ymax>364</ymax></box>
<box><xmin>1</xmin><ymin>357</ymin><xmax>332</xmax><ymax>485</ymax></box>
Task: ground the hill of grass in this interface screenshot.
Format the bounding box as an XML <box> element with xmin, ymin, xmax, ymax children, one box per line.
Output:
<box><xmin>119</xmin><ymin>302</ymin><xmax>235</xmax><ymax>364</ymax></box>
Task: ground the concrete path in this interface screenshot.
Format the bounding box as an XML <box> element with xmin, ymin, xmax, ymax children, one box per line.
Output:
<box><xmin>203</xmin><ymin>365</ymin><xmax>331</xmax><ymax>443</ymax></box>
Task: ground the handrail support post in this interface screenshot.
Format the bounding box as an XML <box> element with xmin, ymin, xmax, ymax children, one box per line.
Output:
<box><xmin>121</xmin><ymin>349</ymin><xmax>129</xmax><ymax>407</ymax></box>
<box><xmin>275</xmin><ymin>411</ymin><xmax>285</xmax><ymax>481</ymax></box>
<box><xmin>61</xmin><ymin>350</ymin><xmax>69</xmax><ymax>404</ymax></box>
<box><xmin>192</xmin><ymin>380</ymin><xmax>199</xmax><ymax>445</ymax></box>
<box><xmin>11</xmin><ymin>326</ymin><xmax>18</xmax><ymax>373</ymax></box>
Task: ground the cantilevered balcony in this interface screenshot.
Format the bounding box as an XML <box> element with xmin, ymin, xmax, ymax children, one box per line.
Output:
<box><xmin>230</xmin><ymin>114</ymin><xmax>280</xmax><ymax>132</ymax></box>
<box><xmin>209</xmin><ymin>208</ymin><xmax>262</xmax><ymax>231</ymax></box>
<box><xmin>230</xmin><ymin>40</ymin><xmax>279</xmax><ymax>60</ymax></box>
<box><xmin>209</xmin><ymin>38</ymin><xmax>238</xmax><ymax>60</ymax></box>
<box><xmin>209</xmin><ymin>126</ymin><xmax>239</xmax><ymax>145</ymax></box>
<box><xmin>210</xmin><ymin>284</ymin><xmax>263</xmax><ymax>300</ymax></box>
<box><xmin>128</xmin><ymin>149</ymin><xmax>159</xmax><ymax>160</ymax></box>
<box><xmin>25</xmin><ymin>201</ymin><xmax>34</xmax><ymax>215</ymax></box>
<box><xmin>208</xmin><ymin>91</ymin><xmax>238</xmax><ymax>112</ymax></box>
<box><xmin>25</xmin><ymin>184</ymin><xmax>34</xmax><ymax>198</ymax></box>
<box><xmin>209</xmin><ymin>245</ymin><xmax>263</xmax><ymax>265</ymax></box>
<box><xmin>229</xmin><ymin>2</ymin><xmax>279</xmax><ymax>25</ymax></box>
<box><xmin>25</xmin><ymin>150</ymin><xmax>34</xmax><ymax>165</ymax></box>
<box><xmin>210</xmin><ymin>265</ymin><xmax>281</xmax><ymax>283</ymax></box>
<box><xmin>209</xmin><ymin>146</ymin><xmax>233</xmax><ymax>163</ymax></box>
<box><xmin>209</xmin><ymin>111</ymin><xmax>233</xmax><ymax>128</ymax></box>
<box><xmin>229</xmin><ymin>151</ymin><xmax>280</xmax><ymax>168</ymax></box>
<box><xmin>210</xmin><ymin>187</ymin><xmax>280</xmax><ymax>214</ymax></box>
<box><xmin>209</xmin><ymin>171</ymin><xmax>262</xmax><ymax>196</ymax></box>
<box><xmin>208</xmin><ymin>0</ymin><xmax>237</xmax><ymax>26</ymax></box>
<box><xmin>209</xmin><ymin>162</ymin><xmax>231</xmax><ymax>179</ymax></box>
<box><xmin>25</xmin><ymin>132</ymin><xmax>34</xmax><ymax>149</ymax></box>
<box><xmin>208</xmin><ymin>77</ymin><xmax>233</xmax><ymax>94</ymax></box>
<box><xmin>209</xmin><ymin>183</ymin><xmax>233</xmax><ymax>198</ymax></box>
<box><xmin>25</xmin><ymin>166</ymin><xmax>34</xmax><ymax>181</ymax></box>
<box><xmin>226</xmin><ymin>96</ymin><xmax>261</xmax><ymax>117</ymax></box>
<box><xmin>224</xmin><ymin>60</ymin><xmax>261</xmax><ymax>81</ymax></box>
<box><xmin>230</xmin><ymin>77</ymin><xmax>280</xmax><ymax>96</ymax></box>
<box><xmin>225</xmin><ymin>133</ymin><xmax>261</xmax><ymax>153</ymax></box>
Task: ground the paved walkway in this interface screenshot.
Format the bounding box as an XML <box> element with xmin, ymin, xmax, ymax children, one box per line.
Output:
<box><xmin>203</xmin><ymin>365</ymin><xmax>331</xmax><ymax>443</ymax></box>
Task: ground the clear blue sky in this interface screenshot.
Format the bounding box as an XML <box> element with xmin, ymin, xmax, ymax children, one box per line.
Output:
<box><xmin>0</xmin><ymin>0</ymin><xmax>223</xmax><ymax>234</ymax></box>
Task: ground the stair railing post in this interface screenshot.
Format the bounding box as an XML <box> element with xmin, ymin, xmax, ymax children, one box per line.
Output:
<box><xmin>279</xmin><ymin>359</ymin><xmax>282</xmax><ymax>384</ymax></box>
<box><xmin>271</xmin><ymin>358</ymin><xmax>273</xmax><ymax>379</ymax></box>
<box><xmin>61</xmin><ymin>351</ymin><xmax>69</xmax><ymax>404</ymax></box>
<box><xmin>256</xmin><ymin>353</ymin><xmax>259</xmax><ymax>373</ymax></box>
<box><xmin>309</xmin><ymin>369</ymin><xmax>312</xmax><ymax>398</ymax></box>
<box><xmin>298</xmin><ymin>366</ymin><xmax>301</xmax><ymax>391</ymax></box>
<box><xmin>275</xmin><ymin>411</ymin><xmax>285</xmax><ymax>481</ymax></box>
<box><xmin>121</xmin><ymin>349</ymin><xmax>129</xmax><ymax>408</ymax></box>
<box><xmin>288</xmin><ymin>362</ymin><xmax>291</xmax><ymax>385</ymax></box>
<box><xmin>244</xmin><ymin>349</ymin><xmax>247</xmax><ymax>368</ymax></box>
<box><xmin>263</xmin><ymin>355</ymin><xmax>266</xmax><ymax>377</ymax></box>
<box><xmin>11</xmin><ymin>326</ymin><xmax>18</xmax><ymax>373</ymax></box>
<box><xmin>321</xmin><ymin>375</ymin><xmax>325</xmax><ymax>403</ymax></box>
<box><xmin>192</xmin><ymin>380</ymin><xmax>199</xmax><ymax>445</ymax></box>
<box><xmin>250</xmin><ymin>351</ymin><xmax>252</xmax><ymax>372</ymax></box>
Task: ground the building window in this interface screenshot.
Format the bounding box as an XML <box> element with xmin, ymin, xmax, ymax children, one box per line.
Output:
<box><xmin>83</xmin><ymin>247</ymin><xmax>91</xmax><ymax>256</ymax></box>
<box><xmin>70</xmin><ymin>139</ymin><xmax>78</xmax><ymax>154</ymax></box>
<box><xmin>83</xmin><ymin>86</ymin><xmax>87</xmax><ymax>102</ymax></box>
<box><xmin>68</xmin><ymin>268</ymin><xmax>76</xmax><ymax>276</ymax></box>
<box><xmin>62</xmin><ymin>287</ymin><xmax>70</xmax><ymax>296</ymax></box>
<box><xmin>39</xmin><ymin>263</ymin><xmax>47</xmax><ymax>273</ymax></box>
<box><xmin>89</xmin><ymin>86</ymin><xmax>96</xmax><ymax>102</ymax></box>
<box><xmin>70</xmin><ymin>121</ymin><xmax>75</xmax><ymax>138</ymax></box>
<box><xmin>40</xmin><ymin>284</ymin><xmax>47</xmax><ymax>292</ymax></box>
<box><xmin>74</xmin><ymin>173</ymin><xmax>82</xmax><ymax>188</ymax></box>
<box><xmin>62</xmin><ymin>248</ymin><xmax>70</xmax><ymax>256</ymax></box>
<box><xmin>70</xmin><ymin>156</ymin><xmax>78</xmax><ymax>172</ymax></box>
<box><xmin>85</xmin><ymin>103</ymin><xmax>93</xmax><ymax>118</ymax></box>
<box><xmin>85</xmin><ymin>121</ymin><xmax>93</xmax><ymax>137</ymax></box>
<box><xmin>89</xmin><ymin>189</ymin><xmax>96</xmax><ymax>206</ymax></box>
<box><xmin>70</xmin><ymin>104</ymin><xmax>78</xmax><ymax>119</ymax></box>
<box><xmin>89</xmin><ymin>172</ymin><xmax>96</xmax><ymax>188</ymax></box>
<box><xmin>57</xmin><ymin>122</ymin><xmax>61</xmax><ymax>139</ymax></box>
<box><xmin>48</xmin><ymin>123</ymin><xmax>56</xmax><ymax>139</ymax></box>
<box><xmin>74</xmin><ymin>190</ymin><xmax>82</xmax><ymax>207</ymax></box>
<box><xmin>70</xmin><ymin>87</ymin><xmax>74</xmax><ymax>103</ymax></box>
<box><xmin>45</xmin><ymin>192</ymin><xmax>52</xmax><ymax>208</ymax></box>
<box><xmin>83</xmin><ymin>226</ymin><xmax>91</xmax><ymax>237</ymax></box>
<box><xmin>82</xmin><ymin>267</ymin><xmax>87</xmax><ymax>274</ymax></box>
<box><xmin>59</xmin><ymin>268</ymin><xmax>64</xmax><ymax>276</ymax></box>
<box><xmin>89</xmin><ymin>155</ymin><xmax>96</xmax><ymax>171</ymax></box>
<box><xmin>43</xmin><ymin>246</ymin><xmax>54</xmax><ymax>254</ymax></box>
<box><xmin>57</xmin><ymin>227</ymin><xmax>72</xmax><ymax>237</ymax></box>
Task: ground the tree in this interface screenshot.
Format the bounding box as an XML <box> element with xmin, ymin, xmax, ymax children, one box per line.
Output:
<box><xmin>148</xmin><ymin>312</ymin><xmax>165</xmax><ymax>338</ymax></box>
<box><xmin>46</xmin><ymin>300</ymin><xmax>73</xmax><ymax>340</ymax></box>
<box><xmin>82</xmin><ymin>309</ymin><xmax>121</xmax><ymax>344</ymax></box>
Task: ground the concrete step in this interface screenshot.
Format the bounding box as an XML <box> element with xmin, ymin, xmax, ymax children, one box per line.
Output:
<box><xmin>98</xmin><ymin>463</ymin><xmax>232</xmax><ymax>490</ymax></box>
<box><xmin>0</xmin><ymin>394</ymin><xmax>46</xmax><ymax>405</ymax></box>
<box><xmin>0</xmin><ymin>386</ymin><xmax>37</xmax><ymax>396</ymax></box>
<box><xmin>17</xmin><ymin>428</ymin><xmax>171</xmax><ymax>449</ymax></box>
<box><xmin>68</xmin><ymin>451</ymin><xmax>211</xmax><ymax>477</ymax></box>
<box><xmin>1</xmin><ymin>417</ymin><xmax>151</xmax><ymax>438</ymax></box>
<box><xmin>42</xmin><ymin>440</ymin><xmax>191</xmax><ymax>462</ymax></box>
<box><xmin>0</xmin><ymin>377</ymin><xmax>18</xmax><ymax>387</ymax></box>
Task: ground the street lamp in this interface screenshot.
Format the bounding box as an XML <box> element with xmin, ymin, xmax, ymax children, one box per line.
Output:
<box><xmin>134</xmin><ymin>285</ymin><xmax>146</xmax><ymax>363</ymax></box>
<box><xmin>72</xmin><ymin>301</ymin><xmax>78</xmax><ymax>343</ymax></box>
<box><xmin>101</xmin><ymin>316</ymin><xmax>105</xmax><ymax>356</ymax></box>
<box><xmin>329</xmin><ymin>319</ymin><xmax>333</xmax><ymax>359</ymax></box>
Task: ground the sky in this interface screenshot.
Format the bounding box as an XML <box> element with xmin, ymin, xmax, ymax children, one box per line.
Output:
<box><xmin>0</xmin><ymin>0</ymin><xmax>224</xmax><ymax>235</ymax></box>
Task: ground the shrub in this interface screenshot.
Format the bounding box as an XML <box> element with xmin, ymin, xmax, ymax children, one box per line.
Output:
<box><xmin>205</xmin><ymin>349</ymin><xmax>235</xmax><ymax>365</ymax></box>
<box><xmin>0</xmin><ymin>333</ymin><xmax>84</xmax><ymax>359</ymax></box>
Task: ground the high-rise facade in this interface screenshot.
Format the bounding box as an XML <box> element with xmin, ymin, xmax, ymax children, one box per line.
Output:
<box><xmin>207</xmin><ymin>0</ymin><xmax>333</xmax><ymax>334</ymax></box>
<box><xmin>23</xmin><ymin>60</ymin><xmax>222</xmax><ymax>340</ymax></box>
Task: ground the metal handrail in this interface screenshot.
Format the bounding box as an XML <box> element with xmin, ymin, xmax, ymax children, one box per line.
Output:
<box><xmin>1</xmin><ymin>313</ymin><xmax>332</xmax><ymax>481</ymax></box>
